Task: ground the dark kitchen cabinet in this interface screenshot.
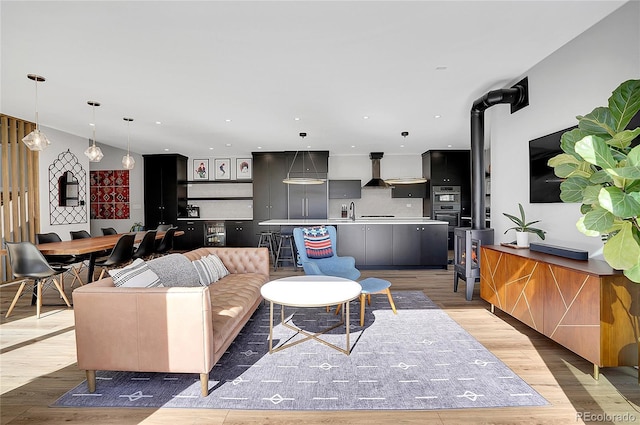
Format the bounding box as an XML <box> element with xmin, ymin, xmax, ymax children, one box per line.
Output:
<box><xmin>174</xmin><ymin>220</ymin><xmax>204</xmax><ymax>251</ymax></box>
<box><xmin>252</xmin><ymin>153</ymin><xmax>288</xmax><ymax>231</ymax></box>
<box><xmin>226</xmin><ymin>220</ymin><xmax>256</xmax><ymax>247</ymax></box>
<box><xmin>337</xmin><ymin>224</ymin><xmax>392</xmax><ymax>267</ymax></box>
<box><xmin>391</xmin><ymin>183</ymin><xmax>426</xmax><ymax>198</ymax></box>
<box><xmin>329</xmin><ymin>180</ymin><xmax>361</xmax><ymax>199</ymax></box>
<box><xmin>287</xmin><ymin>182</ymin><xmax>328</xmax><ymax>219</ymax></box>
<box><xmin>422</xmin><ymin>150</ymin><xmax>471</xmax><ymax>219</ymax></box>
<box><xmin>143</xmin><ymin>154</ymin><xmax>187</xmax><ymax>230</ymax></box>
<box><xmin>285</xmin><ymin>151</ymin><xmax>329</xmax><ymax>219</ymax></box>
<box><xmin>392</xmin><ymin>224</ymin><xmax>448</xmax><ymax>268</ymax></box>
<box><xmin>286</xmin><ymin>151</ymin><xmax>329</xmax><ymax>174</ymax></box>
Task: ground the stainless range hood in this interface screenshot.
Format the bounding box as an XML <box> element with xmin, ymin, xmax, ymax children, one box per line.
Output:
<box><xmin>363</xmin><ymin>152</ymin><xmax>389</xmax><ymax>188</ymax></box>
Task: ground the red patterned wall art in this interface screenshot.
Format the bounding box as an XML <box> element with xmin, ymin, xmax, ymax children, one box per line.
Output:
<box><xmin>90</xmin><ymin>170</ymin><xmax>130</xmax><ymax>219</ymax></box>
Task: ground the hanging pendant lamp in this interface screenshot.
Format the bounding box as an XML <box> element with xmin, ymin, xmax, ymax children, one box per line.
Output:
<box><xmin>282</xmin><ymin>132</ymin><xmax>326</xmax><ymax>185</ymax></box>
<box><xmin>384</xmin><ymin>131</ymin><xmax>427</xmax><ymax>185</ymax></box>
<box><xmin>122</xmin><ymin>117</ymin><xmax>135</xmax><ymax>170</ymax></box>
<box><xmin>22</xmin><ymin>74</ymin><xmax>51</xmax><ymax>151</ymax></box>
<box><xmin>84</xmin><ymin>101</ymin><xmax>104</xmax><ymax>162</ymax></box>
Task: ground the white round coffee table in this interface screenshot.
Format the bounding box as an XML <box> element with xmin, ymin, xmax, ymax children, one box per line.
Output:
<box><xmin>261</xmin><ymin>275</ymin><xmax>362</xmax><ymax>355</ymax></box>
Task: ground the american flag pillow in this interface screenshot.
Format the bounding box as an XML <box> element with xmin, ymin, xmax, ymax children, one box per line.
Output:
<box><xmin>302</xmin><ymin>226</ymin><xmax>334</xmax><ymax>259</ymax></box>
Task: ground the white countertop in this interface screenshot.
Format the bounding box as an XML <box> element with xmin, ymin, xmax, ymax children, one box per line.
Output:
<box><xmin>259</xmin><ymin>218</ymin><xmax>448</xmax><ymax>225</ymax></box>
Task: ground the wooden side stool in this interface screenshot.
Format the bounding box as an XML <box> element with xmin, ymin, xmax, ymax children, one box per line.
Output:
<box><xmin>358</xmin><ymin>277</ymin><xmax>397</xmax><ymax>326</ymax></box>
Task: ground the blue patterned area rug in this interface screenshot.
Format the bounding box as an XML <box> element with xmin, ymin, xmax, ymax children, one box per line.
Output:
<box><xmin>53</xmin><ymin>291</ymin><xmax>548</xmax><ymax>410</ymax></box>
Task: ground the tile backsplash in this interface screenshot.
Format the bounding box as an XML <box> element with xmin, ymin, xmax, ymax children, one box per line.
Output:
<box><xmin>329</xmin><ymin>187</ymin><xmax>423</xmax><ymax>218</ymax></box>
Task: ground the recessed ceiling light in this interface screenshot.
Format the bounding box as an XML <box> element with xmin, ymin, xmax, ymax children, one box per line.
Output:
<box><xmin>400</xmin><ymin>144</ymin><xmax>405</xmax><ymax>148</ymax></box>
<box><xmin>155</xmin><ymin>121</ymin><xmax>162</xmax><ymax>125</ymax></box>
<box><xmin>89</xmin><ymin>123</ymin><xmax>95</xmax><ymax>127</ymax></box>
<box><xmin>225</xmin><ymin>143</ymin><xmax>232</xmax><ymax>147</ymax></box>
<box><xmin>351</xmin><ymin>145</ymin><xmax>356</xmax><ymax>148</ymax></box>
<box><xmin>363</xmin><ymin>116</ymin><xmax>369</xmax><ymax>120</ymax></box>
<box><xmin>434</xmin><ymin>115</ymin><xmax>441</xmax><ymax>119</ymax></box>
<box><xmin>294</xmin><ymin>117</ymin><xmax>300</xmax><ymax>121</ymax></box>
<box><xmin>209</xmin><ymin>147</ymin><xmax>214</xmax><ymax>150</ymax></box>
<box><xmin>447</xmin><ymin>144</ymin><xmax>452</xmax><ymax>148</ymax></box>
<box><xmin>257</xmin><ymin>146</ymin><xmax>262</xmax><ymax>149</ymax></box>
<box><xmin>307</xmin><ymin>145</ymin><xmax>311</xmax><ymax>149</ymax></box>
<box><xmin>225</xmin><ymin>119</ymin><xmax>232</xmax><ymax>122</ymax></box>
<box><xmin>164</xmin><ymin>148</ymin><xmax>169</xmax><ymax>151</ymax></box>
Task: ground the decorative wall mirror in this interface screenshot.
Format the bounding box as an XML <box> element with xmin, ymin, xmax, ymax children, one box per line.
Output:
<box><xmin>58</xmin><ymin>170</ymin><xmax>79</xmax><ymax>207</ymax></box>
<box><xmin>49</xmin><ymin>150</ymin><xmax>87</xmax><ymax>225</ymax></box>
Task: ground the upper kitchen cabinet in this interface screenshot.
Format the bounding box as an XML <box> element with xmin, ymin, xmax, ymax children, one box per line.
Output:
<box><xmin>252</xmin><ymin>152</ymin><xmax>289</xmax><ymax>227</ymax></box>
<box><xmin>391</xmin><ymin>183</ymin><xmax>426</xmax><ymax>198</ymax></box>
<box><xmin>285</xmin><ymin>151</ymin><xmax>329</xmax><ymax>175</ymax></box>
<box><xmin>144</xmin><ymin>154</ymin><xmax>187</xmax><ymax>229</ymax></box>
<box><xmin>422</xmin><ymin>150</ymin><xmax>470</xmax><ymax>185</ymax></box>
<box><xmin>329</xmin><ymin>180</ymin><xmax>361</xmax><ymax>199</ymax></box>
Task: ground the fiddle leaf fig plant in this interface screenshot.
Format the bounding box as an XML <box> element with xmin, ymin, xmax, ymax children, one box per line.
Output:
<box><xmin>548</xmin><ymin>79</ymin><xmax>640</xmax><ymax>283</ymax></box>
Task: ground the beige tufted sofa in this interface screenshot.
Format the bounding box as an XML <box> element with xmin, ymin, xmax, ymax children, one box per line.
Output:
<box><xmin>73</xmin><ymin>247</ymin><xmax>269</xmax><ymax>396</ymax></box>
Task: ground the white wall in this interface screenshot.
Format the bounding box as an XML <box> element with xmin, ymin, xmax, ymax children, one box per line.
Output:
<box><xmin>38</xmin><ymin>129</ymin><xmax>144</xmax><ymax>238</ymax></box>
<box><xmin>38</xmin><ymin>126</ymin><xmax>91</xmax><ymax>240</ymax></box>
<box><xmin>490</xmin><ymin>2</ymin><xmax>639</xmax><ymax>255</ymax></box>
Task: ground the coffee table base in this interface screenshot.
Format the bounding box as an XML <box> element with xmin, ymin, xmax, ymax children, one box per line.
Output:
<box><xmin>268</xmin><ymin>301</ymin><xmax>352</xmax><ymax>355</ymax></box>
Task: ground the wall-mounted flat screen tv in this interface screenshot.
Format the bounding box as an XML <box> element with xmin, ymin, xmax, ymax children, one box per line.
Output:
<box><xmin>529</xmin><ymin>111</ymin><xmax>640</xmax><ymax>204</ymax></box>
<box><xmin>529</xmin><ymin>126</ymin><xmax>575</xmax><ymax>203</ymax></box>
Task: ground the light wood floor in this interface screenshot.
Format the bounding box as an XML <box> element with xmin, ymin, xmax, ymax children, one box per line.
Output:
<box><xmin>1</xmin><ymin>264</ymin><xmax>638</xmax><ymax>425</ymax></box>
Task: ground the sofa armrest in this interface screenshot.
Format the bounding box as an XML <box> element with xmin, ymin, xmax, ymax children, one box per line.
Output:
<box><xmin>73</xmin><ymin>279</ymin><xmax>214</xmax><ymax>375</ymax></box>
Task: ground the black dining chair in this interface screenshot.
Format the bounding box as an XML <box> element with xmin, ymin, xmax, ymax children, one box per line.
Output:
<box><xmin>36</xmin><ymin>232</ymin><xmax>84</xmax><ymax>288</ymax></box>
<box><xmin>155</xmin><ymin>224</ymin><xmax>173</xmax><ymax>232</ymax></box>
<box><xmin>94</xmin><ymin>233</ymin><xmax>136</xmax><ymax>280</ymax></box>
<box><xmin>101</xmin><ymin>227</ymin><xmax>118</xmax><ymax>236</ymax></box>
<box><xmin>132</xmin><ymin>230</ymin><xmax>157</xmax><ymax>260</ymax></box>
<box><xmin>154</xmin><ymin>227</ymin><xmax>177</xmax><ymax>257</ymax></box>
<box><xmin>4</xmin><ymin>241</ymin><xmax>72</xmax><ymax>318</ymax></box>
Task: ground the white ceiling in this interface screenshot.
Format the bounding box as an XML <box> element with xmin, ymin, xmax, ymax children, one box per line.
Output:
<box><xmin>1</xmin><ymin>1</ymin><xmax>627</xmax><ymax>159</ymax></box>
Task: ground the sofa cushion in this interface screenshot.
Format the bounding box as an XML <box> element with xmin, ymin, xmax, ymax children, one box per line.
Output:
<box><xmin>146</xmin><ymin>253</ymin><xmax>200</xmax><ymax>287</ymax></box>
<box><xmin>208</xmin><ymin>254</ymin><xmax>229</xmax><ymax>279</ymax></box>
<box><xmin>108</xmin><ymin>258</ymin><xmax>162</xmax><ymax>288</ymax></box>
<box><xmin>209</xmin><ymin>273</ymin><xmax>265</xmax><ymax>351</ymax></box>
<box><xmin>193</xmin><ymin>255</ymin><xmax>218</xmax><ymax>286</ymax></box>
<box><xmin>192</xmin><ymin>254</ymin><xmax>231</xmax><ymax>286</ymax></box>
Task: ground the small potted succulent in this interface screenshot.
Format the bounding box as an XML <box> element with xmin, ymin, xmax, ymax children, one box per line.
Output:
<box><xmin>503</xmin><ymin>203</ymin><xmax>546</xmax><ymax>247</ymax></box>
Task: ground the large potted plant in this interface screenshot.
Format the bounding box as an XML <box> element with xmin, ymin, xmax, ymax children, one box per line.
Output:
<box><xmin>548</xmin><ymin>79</ymin><xmax>640</xmax><ymax>283</ymax></box>
<box><xmin>503</xmin><ymin>203</ymin><xmax>546</xmax><ymax>247</ymax></box>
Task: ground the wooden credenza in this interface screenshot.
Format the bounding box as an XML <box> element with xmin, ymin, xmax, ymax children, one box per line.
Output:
<box><xmin>480</xmin><ymin>245</ymin><xmax>639</xmax><ymax>378</ymax></box>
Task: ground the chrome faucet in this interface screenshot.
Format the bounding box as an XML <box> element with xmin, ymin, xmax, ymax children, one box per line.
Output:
<box><xmin>349</xmin><ymin>201</ymin><xmax>356</xmax><ymax>221</ymax></box>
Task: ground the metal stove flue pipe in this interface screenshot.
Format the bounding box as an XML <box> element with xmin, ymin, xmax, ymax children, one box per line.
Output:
<box><xmin>470</xmin><ymin>77</ymin><xmax>528</xmax><ymax>230</ymax></box>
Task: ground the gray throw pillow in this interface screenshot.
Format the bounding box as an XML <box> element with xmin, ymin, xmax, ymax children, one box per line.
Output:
<box><xmin>146</xmin><ymin>253</ymin><xmax>200</xmax><ymax>287</ymax></box>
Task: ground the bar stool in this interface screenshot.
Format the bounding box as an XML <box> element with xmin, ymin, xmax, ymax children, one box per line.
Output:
<box><xmin>274</xmin><ymin>232</ymin><xmax>296</xmax><ymax>271</ymax></box>
<box><xmin>257</xmin><ymin>231</ymin><xmax>276</xmax><ymax>263</ymax></box>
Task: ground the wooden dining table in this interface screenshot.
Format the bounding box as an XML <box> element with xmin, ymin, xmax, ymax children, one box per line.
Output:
<box><xmin>31</xmin><ymin>230</ymin><xmax>184</xmax><ymax>283</ymax></box>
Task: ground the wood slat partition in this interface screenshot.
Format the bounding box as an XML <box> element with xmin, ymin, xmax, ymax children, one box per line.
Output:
<box><xmin>1</xmin><ymin>114</ymin><xmax>40</xmax><ymax>282</ymax></box>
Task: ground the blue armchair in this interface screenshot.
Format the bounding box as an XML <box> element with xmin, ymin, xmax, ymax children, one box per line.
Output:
<box><xmin>293</xmin><ymin>226</ymin><xmax>361</xmax><ymax>281</ymax></box>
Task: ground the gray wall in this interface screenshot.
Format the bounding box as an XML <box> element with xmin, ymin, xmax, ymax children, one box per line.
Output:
<box><xmin>490</xmin><ymin>1</ymin><xmax>639</xmax><ymax>256</ymax></box>
<box><xmin>88</xmin><ymin>143</ymin><xmax>144</xmax><ymax>235</ymax></box>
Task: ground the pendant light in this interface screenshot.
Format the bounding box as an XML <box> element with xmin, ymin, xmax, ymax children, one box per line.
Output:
<box><xmin>22</xmin><ymin>74</ymin><xmax>51</xmax><ymax>151</ymax></box>
<box><xmin>384</xmin><ymin>131</ymin><xmax>427</xmax><ymax>185</ymax></box>
<box><xmin>84</xmin><ymin>101</ymin><xmax>104</xmax><ymax>162</ymax></box>
<box><xmin>282</xmin><ymin>132</ymin><xmax>326</xmax><ymax>185</ymax></box>
<box><xmin>122</xmin><ymin>117</ymin><xmax>135</xmax><ymax>170</ymax></box>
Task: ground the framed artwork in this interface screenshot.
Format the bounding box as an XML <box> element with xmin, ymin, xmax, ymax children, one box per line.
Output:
<box><xmin>236</xmin><ymin>158</ymin><xmax>252</xmax><ymax>180</ymax></box>
<box><xmin>193</xmin><ymin>159</ymin><xmax>209</xmax><ymax>180</ymax></box>
<box><xmin>214</xmin><ymin>158</ymin><xmax>231</xmax><ymax>180</ymax></box>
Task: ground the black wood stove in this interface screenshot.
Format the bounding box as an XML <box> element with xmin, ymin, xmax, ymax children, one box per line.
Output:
<box><xmin>453</xmin><ymin>77</ymin><xmax>528</xmax><ymax>300</ymax></box>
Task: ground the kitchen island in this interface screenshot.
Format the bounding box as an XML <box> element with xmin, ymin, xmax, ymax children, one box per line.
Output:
<box><xmin>259</xmin><ymin>218</ymin><xmax>448</xmax><ymax>268</ymax></box>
